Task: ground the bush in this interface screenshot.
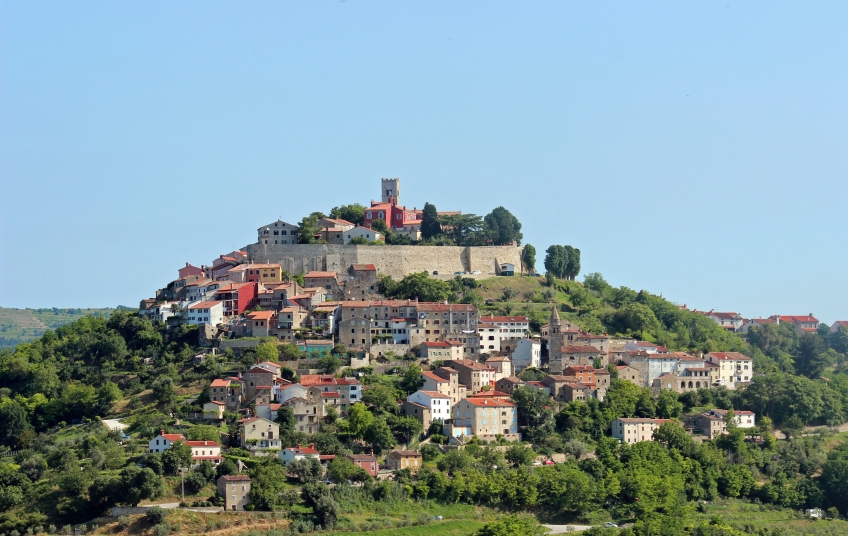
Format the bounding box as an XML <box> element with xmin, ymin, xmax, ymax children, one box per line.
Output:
<box><xmin>117</xmin><ymin>516</ymin><xmax>131</xmax><ymax>528</ymax></box>
<box><xmin>151</xmin><ymin>523</ymin><xmax>170</xmax><ymax>536</ymax></box>
<box><xmin>145</xmin><ymin>505</ymin><xmax>167</xmax><ymax>525</ymax></box>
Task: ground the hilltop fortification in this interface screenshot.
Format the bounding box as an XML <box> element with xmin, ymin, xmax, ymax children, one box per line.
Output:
<box><xmin>244</xmin><ymin>242</ymin><xmax>523</xmax><ymax>279</ymax></box>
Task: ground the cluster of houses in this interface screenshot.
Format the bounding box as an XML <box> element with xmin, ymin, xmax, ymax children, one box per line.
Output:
<box><xmin>697</xmin><ymin>310</ymin><xmax>824</xmax><ymax>335</ymax></box>
<box><xmin>612</xmin><ymin>408</ymin><xmax>757</xmax><ymax>444</ymax></box>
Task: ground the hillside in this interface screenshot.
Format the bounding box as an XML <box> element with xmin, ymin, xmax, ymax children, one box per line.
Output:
<box><xmin>0</xmin><ymin>307</ymin><xmax>120</xmax><ymax>348</ymax></box>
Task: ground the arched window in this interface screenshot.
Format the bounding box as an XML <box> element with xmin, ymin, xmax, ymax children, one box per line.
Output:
<box><xmin>695</xmin><ymin>381</ymin><xmax>701</xmax><ymax>388</ymax></box>
<box><xmin>688</xmin><ymin>381</ymin><xmax>693</xmax><ymax>388</ymax></box>
<box><xmin>681</xmin><ymin>382</ymin><xmax>686</xmax><ymax>389</ymax></box>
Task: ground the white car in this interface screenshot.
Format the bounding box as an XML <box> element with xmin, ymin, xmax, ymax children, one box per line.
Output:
<box><xmin>471</xmin><ymin>270</ymin><xmax>481</xmax><ymax>275</ymax></box>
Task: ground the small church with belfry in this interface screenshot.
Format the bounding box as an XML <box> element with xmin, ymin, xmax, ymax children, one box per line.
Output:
<box><xmin>362</xmin><ymin>177</ymin><xmax>460</xmax><ymax>232</ymax></box>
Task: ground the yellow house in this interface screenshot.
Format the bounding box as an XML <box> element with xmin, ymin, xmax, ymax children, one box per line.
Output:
<box><xmin>247</xmin><ymin>263</ymin><xmax>284</xmax><ymax>284</ymax></box>
<box><xmin>239</xmin><ymin>417</ymin><xmax>281</xmax><ymax>450</ymax></box>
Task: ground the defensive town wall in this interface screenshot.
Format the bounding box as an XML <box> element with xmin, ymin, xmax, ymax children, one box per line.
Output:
<box><xmin>243</xmin><ymin>243</ymin><xmax>524</xmax><ymax>280</ymax></box>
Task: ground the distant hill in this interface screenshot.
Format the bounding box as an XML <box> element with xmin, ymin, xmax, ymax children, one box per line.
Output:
<box><xmin>0</xmin><ymin>306</ymin><xmax>126</xmax><ymax>347</ymax></box>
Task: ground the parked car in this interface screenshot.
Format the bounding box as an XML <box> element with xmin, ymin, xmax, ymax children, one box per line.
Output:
<box><xmin>471</xmin><ymin>270</ymin><xmax>481</xmax><ymax>275</ymax></box>
<box><xmin>454</xmin><ymin>271</ymin><xmax>465</xmax><ymax>275</ymax></box>
<box><xmin>432</xmin><ymin>271</ymin><xmax>439</xmax><ymax>275</ymax></box>
<box><xmin>604</xmin><ymin>522</ymin><xmax>619</xmax><ymax>528</ymax></box>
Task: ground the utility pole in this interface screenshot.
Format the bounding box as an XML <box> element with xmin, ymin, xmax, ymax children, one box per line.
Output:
<box><xmin>180</xmin><ymin>467</ymin><xmax>185</xmax><ymax>505</ymax></box>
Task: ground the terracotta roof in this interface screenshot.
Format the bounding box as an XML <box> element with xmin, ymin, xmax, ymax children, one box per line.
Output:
<box><xmin>480</xmin><ymin>316</ymin><xmax>529</xmax><ymax>323</ymax></box>
<box><xmin>348</xmin><ymin>454</ymin><xmax>377</xmax><ymax>462</ymax></box>
<box><xmin>421</xmin><ymin>341</ymin><xmax>451</xmax><ymax>348</ymax></box>
<box><xmin>463</xmin><ymin>398</ymin><xmax>516</xmax><ymax>407</ymax></box>
<box><xmin>414</xmin><ymin>390</ymin><xmax>451</xmax><ymax>398</ymax></box>
<box><xmin>259</xmin><ymin>361</ymin><xmax>281</xmax><ymax>369</ymax></box>
<box><xmin>449</xmin><ymin>359</ymin><xmax>492</xmax><ymax>370</ymax></box>
<box><xmin>561</xmin><ymin>345</ymin><xmax>606</xmax><ymax>354</ymax></box>
<box><xmin>158</xmin><ymin>431</ymin><xmax>186</xmax><ymax>442</ymax></box>
<box><xmin>778</xmin><ymin>315</ymin><xmax>819</xmax><ymax>323</ymax></box>
<box><xmin>321</xmin><ymin>392</ymin><xmax>341</xmax><ymax>398</ymax></box>
<box><xmin>485</xmin><ymin>356</ymin><xmax>510</xmax><ymax>362</ymax></box>
<box><xmin>286</xmin><ymin>446</ymin><xmax>319</xmax><ymax>455</ymax></box>
<box><xmin>616</xmin><ymin>418</ymin><xmax>668</xmax><ymax>424</ymax></box>
<box><xmin>189</xmin><ymin>300</ymin><xmax>223</xmax><ymax>309</ymax></box>
<box><xmin>389</xmin><ymin>450</ymin><xmax>422</xmax><ymax>457</ymax></box>
<box><xmin>563</xmin><ymin>365</ymin><xmax>595</xmax><ymax>372</ymax></box>
<box><xmin>210</xmin><ymin>379</ymin><xmax>231</xmax><ymax>387</ymax></box>
<box><xmin>469</xmin><ymin>390</ymin><xmax>510</xmax><ymax>398</ymax></box>
<box><xmin>304</xmin><ymin>271</ymin><xmax>337</xmax><ymax>279</ymax></box>
<box><xmin>423</xmin><ymin>371</ymin><xmax>448</xmax><ymax>383</ymax></box>
<box><xmin>707</xmin><ymin>352</ymin><xmax>752</xmax><ymax>361</ymax></box>
<box><xmin>351</xmin><ymin>264</ymin><xmax>376</xmax><ymax>271</ymax></box>
<box><xmin>418</xmin><ymin>303</ymin><xmax>477</xmax><ymax>312</ymax></box>
<box><xmin>186</xmin><ymin>440</ymin><xmax>221</xmax><ymax>447</ymax></box>
<box><xmin>247</xmin><ymin>310</ymin><xmax>276</xmax><ymax>320</ymax></box>
<box><xmin>340</xmin><ymin>299</ymin><xmax>418</xmax><ymax>308</ymax></box>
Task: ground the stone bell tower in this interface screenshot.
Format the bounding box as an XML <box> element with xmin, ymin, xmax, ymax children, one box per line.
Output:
<box><xmin>381</xmin><ymin>177</ymin><xmax>400</xmax><ymax>206</ymax></box>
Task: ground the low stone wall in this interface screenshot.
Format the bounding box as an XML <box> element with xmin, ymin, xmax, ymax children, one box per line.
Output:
<box><xmin>110</xmin><ymin>506</ymin><xmax>223</xmax><ymax>516</ymax></box>
<box><xmin>369</xmin><ymin>343</ymin><xmax>411</xmax><ymax>358</ymax></box>
<box><xmin>219</xmin><ymin>339</ymin><xmax>262</xmax><ymax>350</ymax></box>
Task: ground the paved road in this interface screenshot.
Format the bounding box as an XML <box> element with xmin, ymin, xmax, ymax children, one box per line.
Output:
<box><xmin>544</xmin><ymin>524</ymin><xmax>593</xmax><ymax>534</ymax></box>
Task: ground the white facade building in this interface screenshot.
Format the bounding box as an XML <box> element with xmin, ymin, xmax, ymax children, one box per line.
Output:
<box><xmin>511</xmin><ymin>339</ymin><xmax>541</xmax><ymax>373</ymax></box>
<box><xmin>187</xmin><ymin>301</ymin><xmax>225</xmax><ymax>326</ymax></box>
<box><xmin>407</xmin><ymin>390</ymin><xmax>453</xmax><ymax>422</ymax></box>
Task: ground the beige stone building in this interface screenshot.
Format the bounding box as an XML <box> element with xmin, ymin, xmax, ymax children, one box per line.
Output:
<box><xmin>611</xmin><ymin>418</ymin><xmax>671</xmax><ymax>444</ymax></box>
<box><xmin>218</xmin><ymin>475</ymin><xmax>251</xmax><ymax>511</ymax></box>
<box><xmin>239</xmin><ymin>417</ymin><xmax>280</xmax><ymax>450</ymax></box>
<box><xmin>419</xmin><ymin>341</ymin><xmax>463</xmax><ymax>360</ymax></box>
<box><xmin>422</xmin><ymin>368</ymin><xmax>467</xmax><ymax>405</ymax></box>
<box><xmin>551</xmin><ymin>345</ymin><xmax>607</xmax><ymax>373</ymax></box>
<box><xmin>386</xmin><ymin>450</ymin><xmax>423</xmax><ymax>472</ymax></box>
<box><xmin>285</xmin><ymin>396</ymin><xmax>324</xmax><ymax>435</ymax></box>
<box><xmin>485</xmin><ymin>356</ymin><xmax>512</xmax><ymax>379</ymax></box>
<box><xmin>448</xmin><ymin>398</ymin><xmax>519</xmax><ymax>441</ymax></box>
<box><xmin>447</xmin><ymin>359</ymin><xmax>497</xmax><ymax>394</ymax></box>
<box><xmin>705</xmin><ymin>352</ymin><xmax>753</xmax><ymax>388</ymax></box>
<box><xmin>209</xmin><ymin>378</ymin><xmax>244</xmax><ymax>412</ymax></box>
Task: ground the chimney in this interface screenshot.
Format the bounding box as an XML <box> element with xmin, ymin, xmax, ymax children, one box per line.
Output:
<box><xmin>310</xmin><ymin>443</ymin><xmax>315</xmax><ymax>449</ymax></box>
<box><xmin>297</xmin><ymin>444</ymin><xmax>301</xmax><ymax>449</ymax></box>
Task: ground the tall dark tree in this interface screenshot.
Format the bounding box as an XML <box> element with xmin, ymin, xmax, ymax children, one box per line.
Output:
<box><xmin>0</xmin><ymin>400</ymin><xmax>30</xmax><ymax>448</ymax></box>
<box><xmin>297</xmin><ymin>212</ymin><xmax>325</xmax><ymax>244</ymax></box>
<box><xmin>795</xmin><ymin>332</ymin><xmax>830</xmax><ymax>378</ymax></box>
<box><xmin>522</xmin><ymin>244</ymin><xmax>536</xmax><ymax>273</ymax></box>
<box><xmin>421</xmin><ymin>202</ymin><xmax>441</xmax><ymax>239</ymax></box>
<box><xmin>484</xmin><ymin>206</ymin><xmax>523</xmax><ymax>245</ymax></box>
<box><xmin>564</xmin><ymin>246</ymin><xmax>581</xmax><ymax>280</ymax></box>
<box><xmin>544</xmin><ymin>245</ymin><xmax>569</xmax><ymax>279</ymax></box>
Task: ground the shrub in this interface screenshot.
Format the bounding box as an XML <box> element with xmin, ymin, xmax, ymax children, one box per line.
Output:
<box><xmin>151</xmin><ymin>523</ymin><xmax>170</xmax><ymax>536</ymax></box>
<box><xmin>145</xmin><ymin>505</ymin><xmax>167</xmax><ymax>525</ymax></box>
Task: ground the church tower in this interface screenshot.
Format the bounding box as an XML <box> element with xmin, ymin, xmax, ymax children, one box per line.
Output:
<box><xmin>548</xmin><ymin>306</ymin><xmax>565</xmax><ymax>373</ymax></box>
<box><xmin>381</xmin><ymin>177</ymin><xmax>400</xmax><ymax>206</ymax></box>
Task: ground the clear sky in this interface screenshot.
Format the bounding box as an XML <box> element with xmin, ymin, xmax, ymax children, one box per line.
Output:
<box><xmin>1</xmin><ymin>2</ymin><xmax>846</xmax><ymax>323</ymax></box>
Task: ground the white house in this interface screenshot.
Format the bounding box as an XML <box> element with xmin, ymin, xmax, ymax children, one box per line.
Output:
<box><xmin>148</xmin><ymin>430</ymin><xmax>186</xmax><ymax>453</ymax></box>
<box><xmin>279</xmin><ymin>444</ymin><xmax>320</xmax><ymax>465</ymax></box>
<box><xmin>624</xmin><ymin>341</ymin><xmax>661</xmax><ymax>354</ymax></box>
<box><xmin>273</xmin><ymin>383</ymin><xmax>308</xmax><ymax>404</ymax></box>
<box><xmin>705</xmin><ymin>311</ymin><xmax>744</xmax><ymax>332</ymax></box>
<box><xmin>187</xmin><ymin>440</ymin><xmax>222</xmax><ymax>465</ymax></box>
<box><xmin>255</xmin><ymin>403</ymin><xmax>283</xmax><ymax>422</ymax></box>
<box><xmin>140</xmin><ymin>302</ymin><xmax>178</xmax><ymax>323</ymax></box>
<box><xmin>187</xmin><ymin>300</ymin><xmax>225</xmax><ymax>326</ymax></box>
<box><xmin>408</xmin><ymin>390</ymin><xmax>453</xmax><ymax>422</ymax></box>
<box><xmin>344</xmin><ymin>226</ymin><xmax>384</xmax><ymax>244</ymax></box>
<box><xmin>258</xmin><ymin>219</ymin><xmax>300</xmax><ymax>245</ymax></box>
<box><xmin>185</xmin><ymin>281</ymin><xmax>222</xmax><ymax>304</ymax></box>
<box><xmin>511</xmin><ymin>339</ymin><xmax>541</xmax><ymax>373</ymax></box>
<box><xmin>611</xmin><ymin>418</ymin><xmax>670</xmax><ymax>444</ymax></box>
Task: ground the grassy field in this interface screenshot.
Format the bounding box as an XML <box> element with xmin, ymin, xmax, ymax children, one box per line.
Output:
<box><xmin>689</xmin><ymin>499</ymin><xmax>848</xmax><ymax>535</ymax></box>
<box><xmin>0</xmin><ymin>306</ymin><xmax>119</xmax><ymax>347</ymax></box>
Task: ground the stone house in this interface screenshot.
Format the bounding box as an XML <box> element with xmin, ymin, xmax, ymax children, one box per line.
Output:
<box><xmin>271</xmin><ymin>306</ymin><xmax>309</xmax><ymax>342</ymax></box>
<box><xmin>210</xmin><ymin>378</ymin><xmax>244</xmax><ymax>412</ymax></box>
<box><xmin>611</xmin><ymin>418</ymin><xmax>669</xmax><ymax>444</ymax></box>
<box><xmin>203</xmin><ymin>401</ymin><xmax>225</xmax><ymax>420</ymax></box>
<box><xmin>416</xmin><ymin>303</ymin><xmax>480</xmax><ymax>357</ymax></box>
<box><xmin>448</xmin><ymin>398</ymin><xmax>519</xmax><ymax>441</ymax></box>
<box><xmin>344</xmin><ymin>226</ymin><xmax>385</xmax><ymax>244</ymax></box>
<box><xmin>285</xmin><ymin>397</ymin><xmax>324</xmax><ymax>435</ymax></box>
<box><xmin>422</xmin><ymin>368</ymin><xmax>467</xmax><ymax>406</ymax></box>
<box><xmin>401</xmin><ymin>400</ymin><xmax>433</xmax><ymax>431</ymax></box>
<box><xmin>485</xmin><ymin>356</ymin><xmax>512</xmax><ymax>380</ymax></box>
<box><xmin>407</xmin><ymin>391</ymin><xmax>452</xmax><ymax>423</ymax></box>
<box><xmin>385</xmin><ymin>450</ymin><xmax>423</xmax><ymax>473</ymax></box>
<box><xmin>551</xmin><ymin>345</ymin><xmax>607</xmax><ymax>373</ymax></box>
<box><xmin>495</xmin><ymin>377</ymin><xmax>526</xmax><ymax>395</ymax></box>
<box><xmin>615</xmin><ymin>364</ymin><xmax>645</xmax><ymax>386</ymax></box>
<box><xmin>447</xmin><ymin>359</ymin><xmax>496</xmax><ymax>394</ymax></box>
<box><xmin>239</xmin><ymin>417</ymin><xmax>280</xmax><ymax>450</ymax></box>
<box><xmin>419</xmin><ymin>341</ymin><xmax>463</xmax><ymax>360</ymax></box>
<box><xmin>562</xmin><ymin>365</ymin><xmax>595</xmax><ymax>384</ymax></box>
<box><xmin>244</xmin><ymin>365</ymin><xmax>279</xmax><ymax>402</ymax></box>
<box><xmin>257</xmin><ymin>219</ymin><xmax>300</xmax><ymax>245</ymax></box>
<box><xmin>686</xmin><ymin>409</ymin><xmax>756</xmax><ymax>439</ymax></box>
<box><xmin>218</xmin><ymin>475</ymin><xmax>251</xmax><ymax>511</ymax></box>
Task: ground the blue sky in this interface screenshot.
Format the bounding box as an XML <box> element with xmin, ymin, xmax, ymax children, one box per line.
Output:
<box><xmin>1</xmin><ymin>2</ymin><xmax>846</xmax><ymax>323</ymax></box>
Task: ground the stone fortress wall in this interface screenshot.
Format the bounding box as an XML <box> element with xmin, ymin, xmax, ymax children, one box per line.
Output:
<box><xmin>244</xmin><ymin>243</ymin><xmax>524</xmax><ymax>279</ymax></box>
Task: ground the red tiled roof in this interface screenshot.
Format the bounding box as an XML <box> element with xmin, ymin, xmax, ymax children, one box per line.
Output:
<box><xmin>247</xmin><ymin>310</ymin><xmax>276</xmax><ymax>320</ymax></box>
<box><xmin>186</xmin><ymin>441</ymin><xmax>221</xmax><ymax>447</ymax></box>
<box><xmin>351</xmin><ymin>264</ymin><xmax>376</xmax><ymax>271</ymax></box>
<box><xmin>778</xmin><ymin>315</ymin><xmax>819</xmax><ymax>323</ymax></box>
<box><xmin>158</xmin><ymin>432</ymin><xmax>186</xmax><ymax>442</ymax></box>
<box><xmin>210</xmin><ymin>379</ymin><xmax>231</xmax><ymax>387</ymax></box>
<box><xmin>469</xmin><ymin>390</ymin><xmax>510</xmax><ymax>398</ymax></box>
<box><xmin>561</xmin><ymin>345</ymin><xmax>606</xmax><ymax>354</ymax></box>
<box><xmin>422</xmin><ymin>371</ymin><xmax>448</xmax><ymax>383</ymax></box>
<box><xmin>421</xmin><ymin>341</ymin><xmax>451</xmax><ymax>348</ymax></box>
<box><xmin>189</xmin><ymin>300</ymin><xmax>223</xmax><ymax>309</ymax></box>
<box><xmin>480</xmin><ymin>316</ymin><xmax>529</xmax><ymax>323</ymax></box>
<box><xmin>707</xmin><ymin>352</ymin><xmax>752</xmax><ymax>361</ymax></box>
<box><xmin>304</xmin><ymin>271</ymin><xmax>337</xmax><ymax>279</ymax></box>
<box><xmin>463</xmin><ymin>398</ymin><xmax>516</xmax><ymax>407</ymax></box>
<box><xmin>417</xmin><ymin>303</ymin><xmax>477</xmax><ymax>312</ymax></box>
<box><xmin>286</xmin><ymin>447</ymin><xmax>319</xmax><ymax>455</ymax></box>
<box><xmin>415</xmin><ymin>390</ymin><xmax>451</xmax><ymax>398</ymax></box>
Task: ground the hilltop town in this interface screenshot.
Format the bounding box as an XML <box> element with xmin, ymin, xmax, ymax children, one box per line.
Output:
<box><xmin>1</xmin><ymin>179</ymin><xmax>848</xmax><ymax>535</ymax></box>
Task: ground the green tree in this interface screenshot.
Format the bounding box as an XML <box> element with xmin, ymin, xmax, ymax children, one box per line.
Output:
<box><xmin>439</xmin><ymin>214</ymin><xmax>486</xmax><ymax>245</ymax></box>
<box><xmin>544</xmin><ymin>245</ymin><xmax>569</xmax><ymax>279</ymax></box>
<box><xmin>96</xmin><ymin>381</ymin><xmax>122</xmax><ymax>414</ymax></box>
<box><xmin>399</xmin><ymin>364</ymin><xmax>424</xmax><ymax>394</ymax></box>
<box><xmin>390</xmin><ymin>415</ymin><xmax>423</xmax><ymax>444</ymax></box>
<box><xmin>564</xmin><ymin>245</ymin><xmax>581</xmax><ymax>280</ymax></box>
<box><xmin>620</xmin><ymin>302</ymin><xmax>660</xmax><ymax>338</ymax></box>
<box><xmin>151</xmin><ymin>377</ymin><xmax>176</xmax><ymax>409</ymax></box>
<box><xmin>161</xmin><ymin>441</ymin><xmax>193</xmax><ymax>475</ymax></box>
<box><xmin>329</xmin><ymin>203</ymin><xmax>366</xmax><ymax>225</ymax></box>
<box><xmin>386</xmin><ymin>272</ymin><xmax>452</xmax><ymax>302</ymax></box>
<box><xmin>327</xmin><ymin>456</ymin><xmax>371</xmax><ymax>483</ymax></box>
<box><xmin>317</xmin><ymin>353</ymin><xmax>342</xmax><ymax>374</ymax></box>
<box><xmin>297</xmin><ymin>212</ymin><xmax>324</xmax><ymax>244</ymax></box>
<box><xmin>821</xmin><ymin>454</ymin><xmax>848</xmax><ymax>515</ymax></box>
<box><xmin>421</xmin><ymin>202</ymin><xmax>442</xmax><ymax>239</ymax></box>
<box><xmin>288</xmin><ymin>457</ymin><xmax>323</xmax><ymax>483</ymax></box>
<box><xmin>656</xmin><ymin>390</ymin><xmax>683</xmax><ymax>419</ymax></box>
<box><xmin>484</xmin><ymin>207</ymin><xmax>523</xmax><ymax>245</ymax></box>
<box><xmin>346</xmin><ymin>403</ymin><xmax>374</xmax><ymax>439</ymax></box>
<box><xmin>361</xmin><ymin>384</ymin><xmax>400</xmax><ymax>414</ymax></box>
<box><xmin>0</xmin><ymin>400</ymin><xmax>31</xmax><ymax>448</ymax></box>
<box><xmin>186</xmin><ymin>425</ymin><xmax>220</xmax><ymax>441</ymax></box>
<box><xmin>116</xmin><ymin>465</ymin><xmax>163</xmax><ymax>506</ymax></box>
<box><xmin>511</xmin><ymin>386</ymin><xmax>555</xmax><ymax>443</ymax></box>
<box><xmin>364</xmin><ymin>418</ymin><xmax>396</xmax><ymax>454</ymax></box>
<box><xmin>505</xmin><ymin>444</ymin><xmax>536</xmax><ymax>467</ymax></box>
<box><xmin>796</xmin><ymin>332</ymin><xmax>831</xmax><ymax>378</ymax></box>
<box><xmin>522</xmin><ymin>244</ymin><xmax>536</xmax><ymax>273</ymax></box>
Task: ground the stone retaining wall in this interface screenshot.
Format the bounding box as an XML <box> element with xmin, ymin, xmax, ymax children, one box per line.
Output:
<box><xmin>244</xmin><ymin>243</ymin><xmax>523</xmax><ymax>280</ymax></box>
